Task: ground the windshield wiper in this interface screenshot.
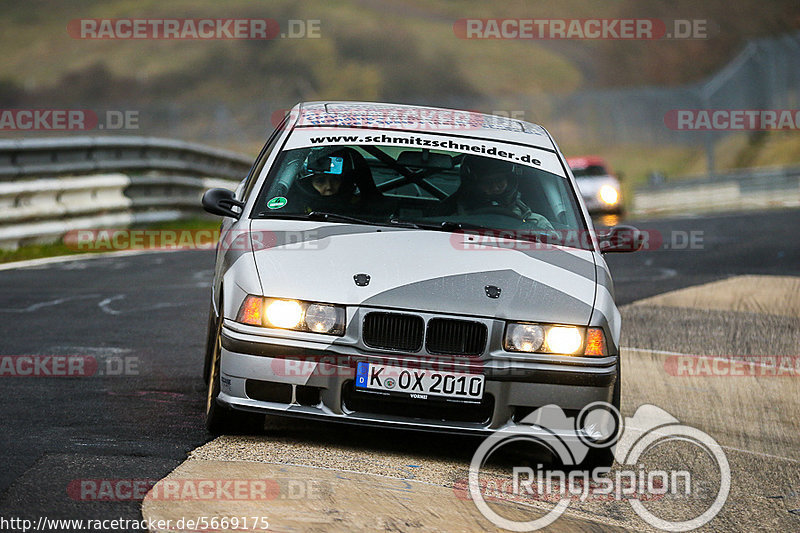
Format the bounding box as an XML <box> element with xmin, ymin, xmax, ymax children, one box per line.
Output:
<box><xmin>306</xmin><ymin>211</ymin><xmax>378</xmax><ymax>225</ymax></box>
<box><xmin>254</xmin><ymin>211</ymin><xmax>373</xmax><ymax>224</ymax></box>
<box><xmin>388</xmin><ymin>219</ymin><xmax>550</xmax><ymax>243</ymax></box>
<box><xmin>387</xmin><ymin>218</ymin><xmax>423</xmax><ymax>229</ymax></box>
<box><xmin>257</xmin><ymin>211</ymin><xmax>417</xmax><ymax>229</ymax></box>
<box><xmin>307</xmin><ymin>212</ymin><xmax>423</xmax><ymax>229</ymax></box>
<box><xmin>389</xmin><ymin>219</ymin><xmax>492</xmax><ymax>233</ymax></box>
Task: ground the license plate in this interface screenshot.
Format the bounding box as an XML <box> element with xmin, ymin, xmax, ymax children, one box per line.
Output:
<box><xmin>355</xmin><ymin>362</ymin><xmax>484</xmax><ymax>400</ymax></box>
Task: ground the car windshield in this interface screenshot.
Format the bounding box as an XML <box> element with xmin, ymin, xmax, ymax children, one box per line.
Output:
<box><xmin>571</xmin><ymin>164</ymin><xmax>609</xmax><ymax>178</ymax></box>
<box><xmin>253</xmin><ymin>144</ymin><xmax>588</xmax><ymax>247</ymax></box>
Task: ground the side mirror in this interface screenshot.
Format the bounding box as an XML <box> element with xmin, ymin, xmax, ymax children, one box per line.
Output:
<box><xmin>599</xmin><ymin>225</ymin><xmax>644</xmax><ymax>253</ymax></box>
<box><xmin>202</xmin><ymin>188</ymin><xmax>244</xmax><ymax>219</ymax></box>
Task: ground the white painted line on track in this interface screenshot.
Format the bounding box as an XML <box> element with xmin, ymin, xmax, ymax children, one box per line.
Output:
<box><xmin>624</xmin><ymin>346</ymin><xmax>796</xmax><ymax>373</ymax></box>
<box><xmin>0</xmin><ymin>293</ymin><xmax>102</xmax><ymax>313</ymax></box>
<box><xmin>98</xmin><ymin>295</ymin><xmax>126</xmax><ymax>315</ymax></box>
<box><xmin>0</xmin><ymin>248</ymin><xmax>186</xmax><ymax>272</ymax></box>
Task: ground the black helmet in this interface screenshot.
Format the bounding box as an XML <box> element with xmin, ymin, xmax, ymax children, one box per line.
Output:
<box><xmin>459</xmin><ymin>155</ymin><xmax>521</xmax><ymax>207</ymax></box>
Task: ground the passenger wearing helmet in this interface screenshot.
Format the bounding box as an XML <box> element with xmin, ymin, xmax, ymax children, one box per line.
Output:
<box><xmin>292</xmin><ymin>147</ymin><xmax>359</xmax><ymax>212</ymax></box>
<box><xmin>456</xmin><ymin>155</ymin><xmax>553</xmax><ymax>229</ymax></box>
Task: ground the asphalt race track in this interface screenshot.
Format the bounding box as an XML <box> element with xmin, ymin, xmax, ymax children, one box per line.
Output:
<box><xmin>0</xmin><ymin>208</ymin><xmax>798</xmax><ymax>531</ymax></box>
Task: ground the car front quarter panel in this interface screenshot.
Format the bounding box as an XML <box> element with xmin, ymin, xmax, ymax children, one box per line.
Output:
<box><xmin>590</xmin><ymin>253</ymin><xmax>621</xmax><ymax>353</ymax></box>
<box><xmin>222</xmin><ymin>250</ymin><xmax>263</xmax><ymax>321</ymax></box>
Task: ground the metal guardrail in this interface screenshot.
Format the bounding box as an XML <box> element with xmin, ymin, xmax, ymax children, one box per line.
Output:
<box><xmin>0</xmin><ymin>136</ymin><xmax>252</xmax><ymax>180</ymax></box>
<box><xmin>0</xmin><ymin>136</ymin><xmax>252</xmax><ymax>249</ymax></box>
<box><xmin>633</xmin><ymin>166</ymin><xmax>800</xmax><ymax>216</ymax></box>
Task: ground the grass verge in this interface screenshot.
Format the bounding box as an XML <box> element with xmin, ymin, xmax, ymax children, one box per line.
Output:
<box><xmin>0</xmin><ymin>218</ymin><xmax>222</xmax><ymax>264</ymax></box>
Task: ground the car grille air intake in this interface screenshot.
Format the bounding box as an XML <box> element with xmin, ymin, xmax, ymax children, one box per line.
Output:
<box><xmin>362</xmin><ymin>312</ymin><xmax>424</xmax><ymax>351</ymax></box>
<box><xmin>426</xmin><ymin>318</ymin><xmax>487</xmax><ymax>356</ymax></box>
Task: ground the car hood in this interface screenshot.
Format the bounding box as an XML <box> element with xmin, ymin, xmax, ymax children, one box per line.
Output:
<box><xmin>249</xmin><ymin>221</ymin><xmax>598</xmax><ymax>325</ymax></box>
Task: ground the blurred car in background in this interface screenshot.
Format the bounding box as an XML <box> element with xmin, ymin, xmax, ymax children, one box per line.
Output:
<box><xmin>567</xmin><ymin>156</ymin><xmax>623</xmax><ymax>214</ymax></box>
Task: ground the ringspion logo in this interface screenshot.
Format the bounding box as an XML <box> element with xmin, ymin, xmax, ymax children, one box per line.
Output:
<box><xmin>469</xmin><ymin>404</ymin><xmax>730</xmax><ymax>531</ymax></box>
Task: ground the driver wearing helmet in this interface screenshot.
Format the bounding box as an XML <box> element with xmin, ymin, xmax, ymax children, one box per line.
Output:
<box><xmin>456</xmin><ymin>155</ymin><xmax>553</xmax><ymax>229</ymax></box>
<box><xmin>292</xmin><ymin>147</ymin><xmax>359</xmax><ymax>212</ymax></box>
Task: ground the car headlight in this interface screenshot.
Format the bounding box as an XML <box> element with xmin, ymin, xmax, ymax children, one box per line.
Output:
<box><xmin>507</xmin><ymin>323</ymin><xmax>545</xmax><ymax>352</ymax></box>
<box><xmin>546</xmin><ymin>326</ymin><xmax>583</xmax><ymax>354</ymax></box>
<box><xmin>266</xmin><ymin>299</ymin><xmax>304</xmax><ymax>329</ymax></box>
<box><xmin>236</xmin><ymin>296</ymin><xmax>346</xmax><ymax>336</ymax></box>
<box><xmin>504</xmin><ymin>322</ymin><xmax>607</xmax><ymax>356</ymax></box>
<box><xmin>304</xmin><ymin>303</ymin><xmax>340</xmax><ymax>333</ymax></box>
<box><xmin>598</xmin><ymin>185</ymin><xmax>619</xmax><ymax>205</ymax></box>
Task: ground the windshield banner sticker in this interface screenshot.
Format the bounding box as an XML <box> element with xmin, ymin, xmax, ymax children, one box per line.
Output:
<box><xmin>285</xmin><ymin>129</ymin><xmax>566</xmax><ymax>177</ymax></box>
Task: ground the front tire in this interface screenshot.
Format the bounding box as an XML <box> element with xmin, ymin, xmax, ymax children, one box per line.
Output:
<box><xmin>205</xmin><ymin>300</ymin><xmax>264</xmax><ymax>435</ymax></box>
<box><xmin>578</xmin><ymin>356</ymin><xmax>621</xmax><ymax>469</ymax></box>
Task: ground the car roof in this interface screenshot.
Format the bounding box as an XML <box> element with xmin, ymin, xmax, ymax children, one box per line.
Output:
<box><xmin>287</xmin><ymin>101</ymin><xmax>556</xmax><ymax>151</ymax></box>
<box><xmin>566</xmin><ymin>156</ymin><xmax>608</xmax><ymax>169</ymax></box>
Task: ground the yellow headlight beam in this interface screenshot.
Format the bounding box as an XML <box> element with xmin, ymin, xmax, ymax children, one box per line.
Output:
<box><xmin>545</xmin><ymin>326</ymin><xmax>583</xmax><ymax>354</ymax></box>
<box><xmin>599</xmin><ymin>185</ymin><xmax>619</xmax><ymax>205</ymax></box>
<box><xmin>265</xmin><ymin>300</ymin><xmax>304</xmax><ymax>329</ymax></box>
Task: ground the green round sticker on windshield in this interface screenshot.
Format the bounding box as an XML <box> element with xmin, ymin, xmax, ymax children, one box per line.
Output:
<box><xmin>266</xmin><ymin>196</ymin><xmax>287</xmax><ymax>209</ymax></box>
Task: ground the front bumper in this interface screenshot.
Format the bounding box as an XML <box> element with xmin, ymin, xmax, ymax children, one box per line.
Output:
<box><xmin>216</xmin><ymin>320</ymin><xmax>617</xmax><ymax>435</ymax></box>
